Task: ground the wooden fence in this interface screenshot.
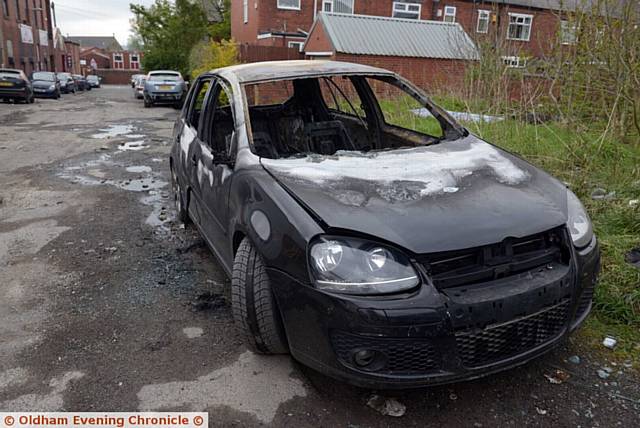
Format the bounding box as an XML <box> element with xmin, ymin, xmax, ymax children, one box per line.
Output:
<box><xmin>238</xmin><ymin>44</ymin><xmax>304</xmax><ymax>64</ymax></box>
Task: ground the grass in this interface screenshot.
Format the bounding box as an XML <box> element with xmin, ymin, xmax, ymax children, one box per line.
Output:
<box><xmin>380</xmin><ymin>96</ymin><xmax>640</xmax><ymax>351</ymax></box>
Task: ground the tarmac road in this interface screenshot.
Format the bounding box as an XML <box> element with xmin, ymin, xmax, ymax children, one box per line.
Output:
<box><xmin>0</xmin><ymin>86</ymin><xmax>638</xmax><ymax>427</ymax></box>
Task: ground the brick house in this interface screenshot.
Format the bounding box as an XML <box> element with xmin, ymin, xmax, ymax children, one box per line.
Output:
<box><xmin>231</xmin><ymin>0</ymin><xmax>590</xmax><ymax>66</ymax></box>
<box><xmin>0</xmin><ymin>0</ymin><xmax>60</xmax><ymax>74</ymax></box>
<box><xmin>304</xmin><ymin>13</ymin><xmax>478</xmax><ymax>90</ymax></box>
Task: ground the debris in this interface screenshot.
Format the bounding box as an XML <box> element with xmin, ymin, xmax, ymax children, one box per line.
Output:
<box><xmin>366</xmin><ymin>394</ymin><xmax>406</xmax><ymax>417</ymax></box>
<box><xmin>568</xmin><ymin>355</ymin><xmax>581</xmax><ymax>364</ymax></box>
<box><xmin>625</xmin><ymin>248</ymin><xmax>640</xmax><ymax>269</ymax></box>
<box><xmin>544</xmin><ymin>369</ymin><xmax>570</xmax><ymax>384</ymax></box>
<box><xmin>190</xmin><ymin>292</ymin><xmax>227</xmax><ymax>311</ymax></box>
<box><xmin>602</xmin><ymin>336</ymin><xmax>618</xmax><ymax>349</ymax></box>
<box><xmin>597</xmin><ymin>369</ymin><xmax>610</xmax><ymax>379</ymax></box>
<box><xmin>177</xmin><ymin>240</ymin><xmax>206</xmax><ymax>254</ymax></box>
<box><xmin>629</xmin><ymin>199</ymin><xmax>639</xmax><ymax>207</ymax></box>
<box><xmin>535</xmin><ymin>407</ymin><xmax>548</xmax><ymax>415</ymax></box>
<box><xmin>591</xmin><ymin>188</ymin><xmax>616</xmax><ymax>200</ymax></box>
<box><xmin>449</xmin><ymin>392</ymin><xmax>458</xmax><ymax>401</ymax></box>
<box><xmin>104</xmin><ymin>247</ymin><xmax>117</xmax><ymax>253</ymax></box>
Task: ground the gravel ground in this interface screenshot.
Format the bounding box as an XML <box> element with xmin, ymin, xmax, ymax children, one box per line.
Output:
<box><xmin>0</xmin><ymin>86</ymin><xmax>638</xmax><ymax>426</ymax></box>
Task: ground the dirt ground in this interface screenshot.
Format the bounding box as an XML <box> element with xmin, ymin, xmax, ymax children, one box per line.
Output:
<box><xmin>0</xmin><ymin>86</ymin><xmax>638</xmax><ymax>427</ymax></box>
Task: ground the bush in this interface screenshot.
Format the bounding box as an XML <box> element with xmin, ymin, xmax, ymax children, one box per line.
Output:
<box><xmin>189</xmin><ymin>39</ymin><xmax>238</xmax><ymax>80</ymax></box>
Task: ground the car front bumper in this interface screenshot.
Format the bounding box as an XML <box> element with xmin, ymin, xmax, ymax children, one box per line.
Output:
<box><xmin>33</xmin><ymin>88</ymin><xmax>57</xmax><ymax>97</ymax></box>
<box><xmin>269</xmin><ymin>235</ymin><xmax>600</xmax><ymax>389</ymax></box>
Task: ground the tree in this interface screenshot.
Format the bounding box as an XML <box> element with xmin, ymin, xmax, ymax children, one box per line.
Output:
<box><xmin>126</xmin><ymin>34</ymin><xmax>144</xmax><ymax>51</ymax></box>
<box><xmin>130</xmin><ymin>0</ymin><xmax>209</xmax><ymax>77</ymax></box>
<box><xmin>206</xmin><ymin>0</ymin><xmax>231</xmax><ymax>41</ymax></box>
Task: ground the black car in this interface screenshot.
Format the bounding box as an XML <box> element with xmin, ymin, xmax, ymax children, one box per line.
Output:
<box><xmin>31</xmin><ymin>71</ymin><xmax>61</xmax><ymax>99</ymax></box>
<box><xmin>170</xmin><ymin>61</ymin><xmax>600</xmax><ymax>389</ymax></box>
<box><xmin>87</xmin><ymin>75</ymin><xmax>101</xmax><ymax>88</ymax></box>
<box><xmin>57</xmin><ymin>72</ymin><xmax>76</xmax><ymax>94</ymax></box>
<box><xmin>0</xmin><ymin>68</ymin><xmax>34</xmax><ymax>103</ymax></box>
<box><xmin>73</xmin><ymin>75</ymin><xmax>91</xmax><ymax>91</ymax></box>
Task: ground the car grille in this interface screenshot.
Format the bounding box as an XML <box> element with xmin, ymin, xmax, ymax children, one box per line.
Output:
<box><xmin>573</xmin><ymin>281</ymin><xmax>595</xmax><ymax>322</ymax></box>
<box><xmin>331</xmin><ymin>331</ymin><xmax>440</xmax><ymax>375</ymax></box>
<box><xmin>455</xmin><ymin>299</ymin><xmax>570</xmax><ymax>368</ymax></box>
<box><xmin>419</xmin><ymin>228</ymin><xmax>568</xmax><ymax>289</ymax></box>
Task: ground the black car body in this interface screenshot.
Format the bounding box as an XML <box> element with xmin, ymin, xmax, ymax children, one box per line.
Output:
<box><xmin>31</xmin><ymin>71</ymin><xmax>61</xmax><ymax>99</ymax></box>
<box><xmin>57</xmin><ymin>73</ymin><xmax>76</xmax><ymax>94</ymax></box>
<box><xmin>73</xmin><ymin>75</ymin><xmax>91</xmax><ymax>91</ymax></box>
<box><xmin>0</xmin><ymin>68</ymin><xmax>34</xmax><ymax>103</ymax></box>
<box><xmin>87</xmin><ymin>75</ymin><xmax>101</xmax><ymax>88</ymax></box>
<box><xmin>169</xmin><ymin>61</ymin><xmax>600</xmax><ymax>389</ymax></box>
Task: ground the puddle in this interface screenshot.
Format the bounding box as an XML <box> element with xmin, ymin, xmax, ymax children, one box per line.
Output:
<box><xmin>126</xmin><ymin>166</ymin><xmax>152</xmax><ymax>173</ymax></box>
<box><xmin>126</xmin><ymin>134</ymin><xmax>147</xmax><ymax>139</ymax></box>
<box><xmin>141</xmin><ymin>190</ymin><xmax>173</xmax><ymax>231</ymax></box>
<box><xmin>118</xmin><ymin>141</ymin><xmax>149</xmax><ymax>152</ymax></box>
<box><xmin>117</xmin><ymin>178</ymin><xmax>167</xmax><ymax>192</ymax></box>
<box><xmin>91</xmin><ymin>124</ymin><xmax>135</xmax><ymax>139</ymax></box>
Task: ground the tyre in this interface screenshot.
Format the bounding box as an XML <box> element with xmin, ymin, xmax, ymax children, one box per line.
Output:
<box><xmin>232</xmin><ymin>238</ymin><xmax>289</xmax><ymax>354</ymax></box>
<box><xmin>171</xmin><ymin>168</ymin><xmax>189</xmax><ymax>224</ymax></box>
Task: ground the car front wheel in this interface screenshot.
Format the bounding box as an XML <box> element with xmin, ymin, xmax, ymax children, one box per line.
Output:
<box><xmin>171</xmin><ymin>168</ymin><xmax>189</xmax><ymax>224</ymax></box>
<box><xmin>232</xmin><ymin>238</ymin><xmax>289</xmax><ymax>354</ymax></box>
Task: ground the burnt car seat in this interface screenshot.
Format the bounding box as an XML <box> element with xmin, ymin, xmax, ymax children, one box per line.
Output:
<box><xmin>304</xmin><ymin>120</ymin><xmax>356</xmax><ymax>155</ymax></box>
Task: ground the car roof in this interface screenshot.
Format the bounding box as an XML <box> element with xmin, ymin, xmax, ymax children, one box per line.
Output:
<box><xmin>0</xmin><ymin>68</ymin><xmax>21</xmax><ymax>73</ymax></box>
<box><xmin>213</xmin><ymin>60</ymin><xmax>396</xmax><ymax>84</ymax></box>
<box><xmin>148</xmin><ymin>70</ymin><xmax>181</xmax><ymax>75</ymax></box>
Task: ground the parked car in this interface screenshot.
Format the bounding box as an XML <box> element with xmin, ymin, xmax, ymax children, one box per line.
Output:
<box><xmin>57</xmin><ymin>72</ymin><xmax>76</xmax><ymax>94</ymax></box>
<box><xmin>143</xmin><ymin>70</ymin><xmax>186</xmax><ymax>108</ymax></box>
<box><xmin>131</xmin><ymin>74</ymin><xmax>145</xmax><ymax>88</ymax></box>
<box><xmin>0</xmin><ymin>68</ymin><xmax>34</xmax><ymax>103</ymax></box>
<box><xmin>170</xmin><ymin>61</ymin><xmax>600</xmax><ymax>389</ymax></box>
<box><xmin>73</xmin><ymin>75</ymin><xmax>91</xmax><ymax>91</ymax></box>
<box><xmin>86</xmin><ymin>75</ymin><xmax>101</xmax><ymax>88</ymax></box>
<box><xmin>133</xmin><ymin>76</ymin><xmax>146</xmax><ymax>99</ymax></box>
<box><xmin>31</xmin><ymin>71</ymin><xmax>61</xmax><ymax>99</ymax></box>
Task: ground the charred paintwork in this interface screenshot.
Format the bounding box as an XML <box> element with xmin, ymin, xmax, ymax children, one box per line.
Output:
<box><xmin>170</xmin><ymin>60</ymin><xmax>600</xmax><ymax>389</ymax></box>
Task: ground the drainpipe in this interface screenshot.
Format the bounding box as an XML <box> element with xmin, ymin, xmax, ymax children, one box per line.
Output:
<box><xmin>314</xmin><ymin>0</ymin><xmax>317</xmax><ymax>20</ymax></box>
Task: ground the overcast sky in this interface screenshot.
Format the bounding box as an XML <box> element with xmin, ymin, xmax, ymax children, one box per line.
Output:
<box><xmin>54</xmin><ymin>0</ymin><xmax>157</xmax><ymax>46</ymax></box>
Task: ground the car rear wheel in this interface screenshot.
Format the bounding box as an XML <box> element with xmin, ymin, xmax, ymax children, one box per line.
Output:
<box><xmin>232</xmin><ymin>238</ymin><xmax>289</xmax><ymax>355</ymax></box>
<box><xmin>171</xmin><ymin>168</ymin><xmax>189</xmax><ymax>224</ymax></box>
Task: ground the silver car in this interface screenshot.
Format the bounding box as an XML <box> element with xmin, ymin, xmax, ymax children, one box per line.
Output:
<box><xmin>143</xmin><ymin>70</ymin><xmax>186</xmax><ymax>108</ymax></box>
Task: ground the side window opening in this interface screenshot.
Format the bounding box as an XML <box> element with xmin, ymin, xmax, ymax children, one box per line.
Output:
<box><xmin>205</xmin><ymin>82</ymin><xmax>235</xmax><ymax>156</ymax></box>
<box><xmin>188</xmin><ymin>78</ymin><xmax>211</xmax><ymax>130</ymax></box>
<box><xmin>365</xmin><ymin>77</ymin><xmax>444</xmax><ymax>140</ymax></box>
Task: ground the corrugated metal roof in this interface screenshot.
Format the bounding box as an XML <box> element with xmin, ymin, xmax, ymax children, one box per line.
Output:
<box><xmin>317</xmin><ymin>13</ymin><xmax>479</xmax><ymax>61</ymax></box>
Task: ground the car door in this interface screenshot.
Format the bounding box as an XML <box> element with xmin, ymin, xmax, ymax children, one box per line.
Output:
<box><xmin>177</xmin><ymin>76</ymin><xmax>214</xmax><ymax>225</ymax></box>
<box><xmin>194</xmin><ymin>78</ymin><xmax>237</xmax><ymax>269</ymax></box>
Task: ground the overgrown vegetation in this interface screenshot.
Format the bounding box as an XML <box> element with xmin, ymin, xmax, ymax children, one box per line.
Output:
<box><xmin>427</xmin><ymin>0</ymin><xmax>640</xmax><ymax>345</ymax></box>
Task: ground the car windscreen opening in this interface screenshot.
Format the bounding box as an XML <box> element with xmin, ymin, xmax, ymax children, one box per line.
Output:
<box><xmin>243</xmin><ymin>75</ymin><xmax>451</xmax><ymax>160</ymax></box>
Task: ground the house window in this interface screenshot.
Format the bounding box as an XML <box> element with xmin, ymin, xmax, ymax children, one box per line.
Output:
<box><xmin>443</xmin><ymin>6</ymin><xmax>456</xmax><ymax>23</ymax></box>
<box><xmin>2</xmin><ymin>0</ymin><xmax>9</xmax><ymax>17</ymax></box>
<box><xmin>277</xmin><ymin>0</ymin><xmax>300</xmax><ymax>10</ymax></box>
<box><xmin>288</xmin><ymin>41</ymin><xmax>304</xmax><ymax>52</ymax></box>
<box><xmin>502</xmin><ymin>56</ymin><xmax>527</xmax><ymax>68</ymax></box>
<box><xmin>477</xmin><ymin>10</ymin><xmax>490</xmax><ymax>33</ymax></box>
<box><xmin>130</xmin><ymin>54</ymin><xmax>139</xmax><ymax>70</ymax></box>
<box><xmin>113</xmin><ymin>53</ymin><xmax>124</xmax><ymax>69</ymax></box>
<box><xmin>14</xmin><ymin>0</ymin><xmax>20</xmax><ymax>20</ymax></box>
<box><xmin>243</xmin><ymin>0</ymin><xmax>248</xmax><ymax>23</ymax></box>
<box><xmin>507</xmin><ymin>13</ymin><xmax>533</xmax><ymax>41</ymax></box>
<box><xmin>560</xmin><ymin>20</ymin><xmax>577</xmax><ymax>45</ymax></box>
<box><xmin>322</xmin><ymin>0</ymin><xmax>354</xmax><ymax>14</ymax></box>
<box><xmin>392</xmin><ymin>2</ymin><xmax>421</xmax><ymax>20</ymax></box>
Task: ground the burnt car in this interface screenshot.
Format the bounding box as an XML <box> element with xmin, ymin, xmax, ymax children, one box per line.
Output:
<box><xmin>170</xmin><ymin>61</ymin><xmax>600</xmax><ymax>388</ymax></box>
<box><xmin>0</xmin><ymin>68</ymin><xmax>34</xmax><ymax>103</ymax></box>
<box><xmin>31</xmin><ymin>71</ymin><xmax>61</xmax><ymax>99</ymax></box>
<box><xmin>57</xmin><ymin>72</ymin><xmax>76</xmax><ymax>94</ymax></box>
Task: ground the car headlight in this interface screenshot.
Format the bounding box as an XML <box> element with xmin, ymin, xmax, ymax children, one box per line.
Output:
<box><xmin>48</xmin><ymin>85</ymin><xmax>55</xmax><ymax>90</ymax></box>
<box><xmin>309</xmin><ymin>237</ymin><xmax>419</xmax><ymax>295</ymax></box>
<box><xmin>567</xmin><ymin>190</ymin><xmax>593</xmax><ymax>248</ymax></box>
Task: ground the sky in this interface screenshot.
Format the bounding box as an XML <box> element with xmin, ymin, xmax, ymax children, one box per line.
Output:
<box><xmin>54</xmin><ymin>0</ymin><xmax>157</xmax><ymax>47</ymax></box>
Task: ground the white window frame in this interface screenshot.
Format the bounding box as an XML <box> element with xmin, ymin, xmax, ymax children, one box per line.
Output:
<box><xmin>507</xmin><ymin>13</ymin><xmax>533</xmax><ymax>42</ymax></box>
<box><xmin>392</xmin><ymin>2</ymin><xmax>421</xmax><ymax>20</ymax></box>
<box><xmin>277</xmin><ymin>0</ymin><xmax>301</xmax><ymax>11</ymax></box>
<box><xmin>476</xmin><ymin>10</ymin><xmax>490</xmax><ymax>34</ymax></box>
<box><xmin>243</xmin><ymin>0</ymin><xmax>248</xmax><ymax>23</ymax></box>
<box><xmin>322</xmin><ymin>0</ymin><xmax>354</xmax><ymax>14</ymax></box>
<box><xmin>288</xmin><ymin>41</ymin><xmax>304</xmax><ymax>52</ymax></box>
<box><xmin>443</xmin><ymin>6</ymin><xmax>456</xmax><ymax>23</ymax></box>
<box><xmin>130</xmin><ymin>54</ymin><xmax>140</xmax><ymax>70</ymax></box>
<box><xmin>560</xmin><ymin>20</ymin><xmax>577</xmax><ymax>45</ymax></box>
<box><xmin>113</xmin><ymin>53</ymin><xmax>124</xmax><ymax>69</ymax></box>
<box><xmin>502</xmin><ymin>56</ymin><xmax>527</xmax><ymax>68</ymax></box>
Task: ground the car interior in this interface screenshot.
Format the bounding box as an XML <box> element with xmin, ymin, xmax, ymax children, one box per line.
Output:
<box><xmin>245</xmin><ymin>75</ymin><xmax>448</xmax><ymax>159</ymax></box>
